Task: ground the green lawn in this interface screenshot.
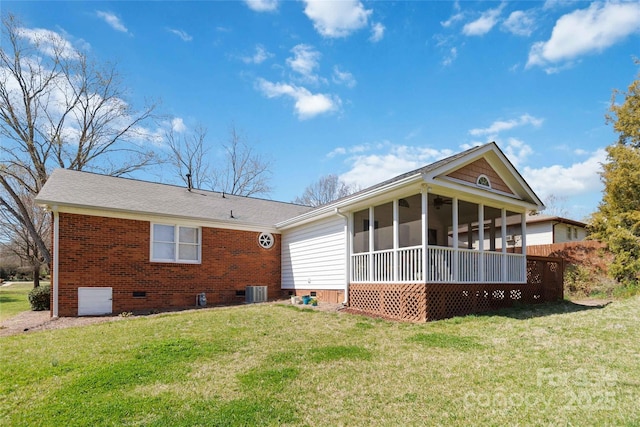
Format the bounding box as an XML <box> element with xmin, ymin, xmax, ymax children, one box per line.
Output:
<box><xmin>0</xmin><ymin>282</ymin><xmax>41</xmax><ymax>322</ymax></box>
<box><xmin>1</xmin><ymin>297</ymin><xmax>639</xmax><ymax>426</ymax></box>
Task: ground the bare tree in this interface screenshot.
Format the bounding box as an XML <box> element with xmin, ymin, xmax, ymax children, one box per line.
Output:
<box><xmin>540</xmin><ymin>194</ymin><xmax>569</xmax><ymax>218</ymax></box>
<box><xmin>165</xmin><ymin>125</ymin><xmax>210</xmax><ymax>189</ymax></box>
<box><xmin>294</xmin><ymin>174</ymin><xmax>359</xmax><ymax>207</ymax></box>
<box><xmin>0</xmin><ymin>13</ymin><xmax>159</xmax><ymax>264</ymax></box>
<box><xmin>212</xmin><ymin>125</ymin><xmax>273</xmax><ymax>197</ymax></box>
<box><xmin>0</xmin><ymin>181</ymin><xmax>50</xmax><ymax>286</ymax></box>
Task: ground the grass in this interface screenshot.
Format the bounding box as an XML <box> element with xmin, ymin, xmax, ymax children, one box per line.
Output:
<box><xmin>1</xmin><ymin>297</ymin><xmax>640</xmax><ymax>426</ymax></box>
<box><xmin>0</xmin><ymin>282</ymin><xmax>42</xmax><ymax>322</ymax></box>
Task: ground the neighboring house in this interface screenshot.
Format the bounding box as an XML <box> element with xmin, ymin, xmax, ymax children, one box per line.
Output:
<box><xmin>521</xmin><ymin>214</ymin><xmax>588</xmax><ymax>246</ymax></box>
<box><xmin>37</xmin><ymin>142</ymin><xmax>558</xmax><ymax>320</ymax></box>
<box><xmin>457</xmin><ymin>214</ymin><xmax>589</xmax><ymax>250</ymax></box>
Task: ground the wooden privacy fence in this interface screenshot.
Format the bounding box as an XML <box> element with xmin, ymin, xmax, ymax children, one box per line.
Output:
<box><xmin>348</xmin><ymin>255</ymin><xmax>564</xmax><ymax>322</ymax></box>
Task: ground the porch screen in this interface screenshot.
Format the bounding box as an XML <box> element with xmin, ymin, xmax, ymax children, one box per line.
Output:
<box><xmin>374</xmin><ymin>202</ymin><xmax>393</xmax><ymax>251</ymax></box>
<box><xmin>352</xmin><ymin>209</ymin><xmax>369</xmax><ymax>253</ymax></box>
<box><xmin>399</xmin><ymin>194</ymin><xmax>421</xmax><ymax>247</ymax></box>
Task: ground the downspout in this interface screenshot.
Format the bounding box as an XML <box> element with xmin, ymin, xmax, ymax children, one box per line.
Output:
<box><xmin>335</xmin><ymin>208</ymin><xmax>350</xmax><ymax>305</ymax></box>
<box><xmin>52</xmin><ymin>206</ymin><xmax>59</xmax><ymax>318</ymax></box>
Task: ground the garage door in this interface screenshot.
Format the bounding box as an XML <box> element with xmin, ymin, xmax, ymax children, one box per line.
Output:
<box><xmin>78</xmin><ymin>287</ymin><xmax>112</xmax><ymax>316</ymax></box>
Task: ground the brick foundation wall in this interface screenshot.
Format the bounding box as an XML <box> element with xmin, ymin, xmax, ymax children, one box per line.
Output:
<box><xmin>55</xmin><ymin>213</ymin><xmax>281</xmax><ymax>316</ymax></box>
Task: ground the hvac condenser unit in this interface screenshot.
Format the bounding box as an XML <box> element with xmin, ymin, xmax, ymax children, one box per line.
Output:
<box><xmin>245</xmin><ymin>286</ymin><xmax>267</xmax><ymax>303</ymax></box>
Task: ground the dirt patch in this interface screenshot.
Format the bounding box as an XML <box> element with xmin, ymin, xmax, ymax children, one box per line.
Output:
<box><xmin>0</xmin><ymin>300</ymin><xmax>346</xmax><ymax>337</ymax></box>
<box><xmin>569</xmin><ymin>298</ymin><xmax>613</xmax><ymax>307</ymax></box>
<box><xmin>0</xmin><ymin>310</ymin><xmax>125</xmax><ymax>337</ymax></box>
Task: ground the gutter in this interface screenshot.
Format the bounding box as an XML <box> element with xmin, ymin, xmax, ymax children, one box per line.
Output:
<box><xmin>276</xmin><ymin>173</ymin><xmax>424</xmax><ymax>230</ymax></box>
<box><xmin>334</xmin><ymin>208</ymin><xmax>350</xmax><ymax>305</ymax></box>
<box><xmin>52</xmin><ymin>206</ymin><xmax>59</xmax><ymax>318</ymax></box>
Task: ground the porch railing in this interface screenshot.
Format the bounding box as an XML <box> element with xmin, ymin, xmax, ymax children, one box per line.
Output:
<box><xmin>351</xmin><ymin>246</ymin><xmax>526</xmax><ymax>284</ymax></box>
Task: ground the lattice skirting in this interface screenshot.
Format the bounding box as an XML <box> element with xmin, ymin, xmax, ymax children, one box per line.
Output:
<box><xmin>348</xmin><ymin>256</ymin><xmax>563</xmax><ymax>322</ymax></box>
<box><xmin>348</xmin><ymin>282</ymin><xmax>555</xmax><ymax>322</ymax></box>
<box><xmin>348</xmin><ymin>283</ymin><xmax>427</xmax><ymax>322</ymax></box>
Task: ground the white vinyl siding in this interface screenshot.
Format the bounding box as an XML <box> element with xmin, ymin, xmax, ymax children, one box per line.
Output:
<box><xmin>554</xmin><ymin>223</ymin><xmax>587</xmax><ymax>243</ymax></box>
<box><xmin>522</xmin><ymin>223</ymin><xmax>552</xmax><ymax>246</ymax></box>
<box><xmin>281</xmin><ymin>216</ymin><xmax>346</xmax><ymax>290</ymax></box>
<box><xmin>151</xmin><ymin>223</ymin><xmax>201</xmax><ymax>263</ymax></box>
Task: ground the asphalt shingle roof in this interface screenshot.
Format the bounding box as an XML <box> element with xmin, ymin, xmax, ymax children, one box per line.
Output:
<box><xmin>35</xmin><ymin>169</ymin><xmax>313</xmax><ymax>228</ymax></box>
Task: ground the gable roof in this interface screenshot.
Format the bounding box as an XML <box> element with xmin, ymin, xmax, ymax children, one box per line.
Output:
<box><xmin>35</xmin><ymin>169</ymin><xmax>312</xmax><ymax>231</ymax></box>
<box><xmin>526</xmin><ymin>214</ymin><xmax>587</xmax><ymax>228</ymax></box>
<box><xmin>277</xmin><ymin>142</ymin><xmax>544</xmax><ymax>229</ymax></box>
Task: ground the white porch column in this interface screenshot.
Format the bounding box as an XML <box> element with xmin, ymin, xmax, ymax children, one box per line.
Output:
<box><xmin>345</xmin><ymin>210</ymin><xmax>353</xmax><ymax>302</ymax></box>
<box><xmin>520</xmin><ymin>212</ymin><xmax>527</xmax><ymax>255</ymax></box>
<box><xmin>421</xmin><ymin>189</ymin><xmax>428</xmax><ymax>283</ymax></box>
<box><xmin>478</xmin><ymin>204</ymin><xmax>485</xmax><ymax>283</ymax></box>
<box><xmin>453</xmin><ymin>198</ymin><xmax>459</xmax><ymax>282</ymax></box>
<box><xmin>501</xmin><ymin>208</ymin><xmax>507</xmax><ymax>282</ymax></box>
<box><xmin>52</xmin><ymin>208</ymin><xmax>59</xmax><ymax>318</ymax></box>
<box><xmin>369</xmin><ymin>206</ymin><xmax>375</xmax><ymax>282</ymax></box>
<box><xmin>490</xmin><ymin>218</ymin><xmax>496</xmax><ymax>251</ymax></box>
<box><xmin>393</xmin><ymin>199</ymin><xmax>399</xmax><ymax>282</ymax></box>
<box><xmin>521</xmin><ymin>212</ymin><xmax>527</xmax><ymax>282</ymax></box>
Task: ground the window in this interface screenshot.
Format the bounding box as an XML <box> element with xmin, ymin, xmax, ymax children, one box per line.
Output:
<box><xmin>258</xmin><ymin>232</ymin><xmax>275</xmax><ymax>249</ymax></box>
<box><xmin>476</xmin><ymin>174</ymin><xmax>491</xmax><ymax>188</ymax></box>
<box><xmin>151</xmin><ymin>224</ymin><xmax>201</xmax><ymax>263</ymax></box>
<box><xmin>566</xmin><ymin>227</ymin><xmax>572</xmax><ymax>240</ymax></box>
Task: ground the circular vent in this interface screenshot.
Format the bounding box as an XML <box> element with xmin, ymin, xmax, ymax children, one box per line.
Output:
<box><xmin>258</xmin><ymin>232</ymin><xmax>274</xmax><ymax>249</ymax></box>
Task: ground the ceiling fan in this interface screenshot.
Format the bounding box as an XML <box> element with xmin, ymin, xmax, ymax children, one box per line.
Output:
<box><xmin>433</xmin><ymin>196</ymin><xmax>452</xmax><ymax>209</ymax></box>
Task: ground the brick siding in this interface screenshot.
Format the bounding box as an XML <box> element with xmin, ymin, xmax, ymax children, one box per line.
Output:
<box><xmin>54</xmin><ymin>213</ymin><xmax>281</xmax><ymax>316</ymax></box>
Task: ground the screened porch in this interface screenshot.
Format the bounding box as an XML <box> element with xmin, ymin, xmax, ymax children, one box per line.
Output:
<box><xmin>349</xmin><ymin>191</ymin><xmax>527</xmax><ymax>284</ymax></box>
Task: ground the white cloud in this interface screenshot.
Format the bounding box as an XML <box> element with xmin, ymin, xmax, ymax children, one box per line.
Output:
<box><xmin>286</xmin><ymin>44</ymin><xmax>321</xmax><ymax>82</ymax></box>
<box><xmin>369</xmin><ymin>22</ymin><xmax>385</xmax><ymax>42</ymax></box>
<box><xmin>15</xmin><ymin>27</ymin><xmax>80</xmax><ymax>59</ymax></box>
<box><xmin>527</xmin><ymin>2</ymin><xmax>640</xmax><ymax>70</ymax></box>
<box><xmin>543</xmin><ymin>0</ymin><xmax>577</xmax><ymax>11</ymax></box>
<box><xmin>442</xmin><ymin>13</ymin><xmax>465</xmax><ymax>28</ymax></box>
<box><xmin>327</xmin><ymin>147</ymin><xmax>347</xmax><ymax>158</ymax></box>
<box><xmin>462</xmin><ymin>4</ymin><xmax>505</xmax><ymax>36</ymax></box>
<box><xmin>167</xmin><ymin>28</ymin><xmax>192</xmax><ymax>42</ymax></box>
<box><xmin>2</xmin><ymin>50</ymin><xmax>163</xmax><ymax>151</ymax></box>
<box><xmin>242</xmin><ymin>45</ymin><xmax>273</xmax><ymax>64</ymax></box>
<box><xmin>96</xmin><ymin>11</ymin><xmax>129</xmax><ymax>33</ymax></box>
<box><xmin>332</xmin><ymin>66</ymin><xmax>356</xmax><ymax>88</ymax></box>
<box><xmin>502</xmin><ymin>10</ymin><xmax>535</xmax><ymax>37</ymax></box>
<box><xmin>302</xmin><ymin>0</ymin><xmax>371</xmax><ymax>38</ymax></box>
<box><xmin>523</xmin><ymin>148</ymin><xmax>606</xmax><ymax>201</ymax></box>
<box><xmin>502</xmin><ymin>138</ymin><xmax>533</xmax><ymax>168</ymax></box>
<box><xmin>441</xmin><ymin>1</ymin><xmax>464</xmax><ymax>28</ymax></box>
<box><xmin>255</xmin><ymin>78</ymin><xmax>340</xmax><ymax>120</ymax></box>
<box><xmin>334</xmin><ymin>143</ymin><xmax>456</xmax><ymax>189</ymax></box>
<box><xmin>405</xmin><ymin>127</ymin><xmax>422</xmax><ymax>141</ymax></box>
<box><xmin>469</xmin><ymin>114</ymin><xmax>544</xmax><ymax>136</ymax></box>
<box><xmin>433</xmin><ymin>34</ymin><xmax>453</xmax><ymax>48</ymax></box>
<box><xmin>171</xmin><ymin>117</ymin><xmax>187</xmax><ymax>133</ymax></box>
<box><xmin>244</xmin><ymin>0</ymin><xmax>279</xmax><ymax>12</ymax></box>
<box><xmin>442</xmin><ymin>47</ymin><xmax>458</xmax><ymax>66</ymax></box>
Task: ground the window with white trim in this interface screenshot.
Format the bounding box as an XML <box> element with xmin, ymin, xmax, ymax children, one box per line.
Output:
<box><xmin>476</xmin><ymin>174</ymin><xmax>491</xmax><ymax>188</ymax></box>
<box><xmin>151</xmin><ymin>224</ymin><xmax>201</xmax><ymax>263</ymax></box>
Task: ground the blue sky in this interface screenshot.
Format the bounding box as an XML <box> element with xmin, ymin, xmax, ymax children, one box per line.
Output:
<box><xmin>5</xmin><ymin>0</ymin><xmax>640</xmax><ymax>220</ymax></box>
